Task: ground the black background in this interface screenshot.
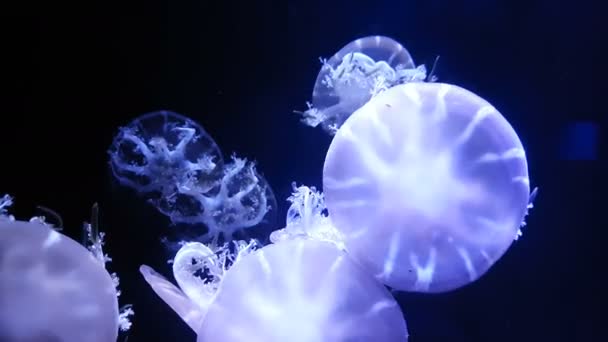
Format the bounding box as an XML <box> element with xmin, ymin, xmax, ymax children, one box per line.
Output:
<box><xmin>1</xmin><ymin>0</ymin><xmax>603</xmax><ymax>341</ymax></box>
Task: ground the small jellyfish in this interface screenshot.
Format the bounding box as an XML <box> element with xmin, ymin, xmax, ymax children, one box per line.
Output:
<box><xmin>158</xmin><ymin>155</ymin><xmax>278</xmax><ymax>245</ymax></box>
<box><xmin>109</xmin><ymin>111</ymin><xmax>277</xmax><ymax>245</ymax></box>
<box><xmin>300</xmin><ymin>36</ymin><xmax>428</xmax><ymax>134</ymax></box>
<box><xmin>0</xmin><ymin>220</ymin><xmax>120</xmax><ymax>342</ymax></box>
<box><xmin>108</xmin><ymin>110</ymin><xmax>224</xmax><ymax>203</ymax></box>
<box><xmin>323</xmin><ymin>82</ymin><xmax>534</xmax><ymax>293</ymax></box>
<box><xmin>141</xmin><ymin>239</ymin><xmax>408</xmax><ymax>342</ymax></box>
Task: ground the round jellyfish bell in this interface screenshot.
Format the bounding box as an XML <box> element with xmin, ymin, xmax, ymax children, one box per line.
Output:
<box><xmin>140</xmin><ymin>238</ymin><xmax>409</xmax><ymax>342</ymax></box>
<box><xmin>300</xmin><ymin>36</ymin><xmax>428</xmax><ymax>134</ymax></box>
<box><xmin>199</xmin><ymin>238</ymin><xmax>408</xmax><ymax>341</ymax></box>
<box><xmin>0</xmin><ymin>220</ymin><xmax>119</xmax><ymax>342</ymax></box>
<box><xmin>108</xmin><ymin>110</ymin><xmax>224</xmax><ymax>204</ymax></box>
<box><xmin>323</xmin><ymin>82</ymin><xmax>533</xmax><ymax>293</ymax></box>
<box><xmin>158</xmin><ymin>155</ymin><xmax>278</xmax><ymax>245</ymax></box>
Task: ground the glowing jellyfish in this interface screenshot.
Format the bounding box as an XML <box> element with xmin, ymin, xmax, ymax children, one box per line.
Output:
<box><xmin>140</xmin><ymin>186</ymin><xmax>409</xmax><ymax>341</ymax></box>
<box><xmin>323</xmin><ymin>82</ymin><xmax>535</xmax><ymax>293</ymax></box>
<box><xmin>109</xmin><ymin>111</ymin><xmax>276</xmax><ymax>244</ymax></box>
<box><xmin>299</xmin><ymin>36</ymin><xmax>428</xmax><ymax>134</ymax></box>
<box><xmin>141</xmin><ymin>239</ymin><xmax>408</xmax><ymax>342</ymax></box>
<box><xmin>108</xmin><ymin>110</ymin><xmax>224</xmax><ymax>207</ymax></box>
<box><xmin>0</xmin><ymin>219</ymin><xmax>121</xmax><ymax>341</ymax></box>
<box><xmin>200</xmin><ymin>239</ymin><xmax>407</xmax><ymax>342</ymax></box>
<box><xmin>159</xmin><ymin>155</ymin><xmax>278</xmax><ymax>244</ymax></box>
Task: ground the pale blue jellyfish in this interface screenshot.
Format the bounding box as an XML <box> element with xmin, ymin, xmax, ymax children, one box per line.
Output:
<box><xmin>323</xmin><ymin>82</ymin><xmax>535</xmax><ymax>293</ymax></box>
<box><xmin>108</xmin><ymin>110</ymin><xmax>224</xmax><ymax>206</ymax></box>
<box><xmin>299</xmin><ymin>36</ymin><xmax>428</xmax><ymax>134</ymax></box>
<box><xmin>140</xmin><ymin>186</ymin><xmax>408</xmax><ymax>341</ymax></box>
<box><xmin>109</xmin><ymin>111</ymin><xmax>277</xmax><ymax>244</ymax></box>
<box><xmin>0</xmin><ymin>200</ymin><xmax>132</xmax><ymax>341</ymax></box>
<box><xmin>158</xmin><ymin>155</ymin><xmax>278</xmax><ymax>244</ymax></box>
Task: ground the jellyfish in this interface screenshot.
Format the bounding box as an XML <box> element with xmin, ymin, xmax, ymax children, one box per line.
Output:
<box><xmin>158</xmin><ymin>155</ymin><xmax>277</xmax><ymax>244</ymax></box>
<box><xmin>299</xmin><ymin>35</ymin><xmax>428</xmax><ymax>134</ymax></box>
<box><xmin>140</xmin><ymin>186</ymin><xmax>409</xmax><ymax>341</ymax></box>
<box><xmin>108</xmin><ymin>110</ymin><xmax>225</xmax><ymax>206</ymax></box>
<box><xmin>323</xmin><ymin>82</ymin><xmax>535</xmax><ymax>293</ymax></box>
<box><xmin>109</xmin><ymin>111</ymin><xmax>277</xmax><ymax>245</ymax></box>
<box><xmin>0</xmin><ymin>209</ymin><xmax>129</xmax><ymax>341</ymax></box>
<box><xmin>141</xmin><ymin>239</ymin><xmax>408</xmax><ymax>342</ymax></box>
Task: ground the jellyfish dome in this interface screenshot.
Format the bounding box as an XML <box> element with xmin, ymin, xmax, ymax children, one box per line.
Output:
<box><xmin>0</xmin><ymin>219</ymin><xmax>119</xmax><ymax>342</ymax></box>
<box><xmin>323</xmin><ymin>82</ymin><xmax>533</xmax><ymax>293</ymax></box>
<box><xmin>300</xmin><ymin>36</ymin><xmax>428</xmax><ymax>134</ymax></box>
<box><xmin>199</xmin><ymin>238</ymin><xmax>408</xmax><ymax>342</ymax></box>
<box><xmin>109</xmin><ymin>111</ymin><xmax>277</xmax><ymax>245</ymax></box>
<box><xmin>108</xmin><ymin>110</ymin><xmax>224</xmax><ymax>205</ymax></box>
<box><xmin>141</xmin><ymin>238</ymin><xmax>408</xmax><ymax>342</ymax></box>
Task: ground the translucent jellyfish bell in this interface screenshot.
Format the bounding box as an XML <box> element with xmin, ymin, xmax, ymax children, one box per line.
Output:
<box><xmin>323</xmin><ymin>82</ymin><xmax>534</xmax><ymax>293</ymax></box>
<box><xmin>199</xmin><ymin>239</ymin><xmax>408</xmax><ymax>342</ymax></box>
<box><xmin>108</xmin><ymin>110</ymin><xmax>224</xmax><ymax>202</ymax></box>
<box><xmin>141</xmin><ymin>239</ymin><xmax>408</xmax><ymax>342</ymax></box>
<box><xmin>0</xmin><ymin>220</ymin><xmax>119</xmax><ymax>341</ymax></box>
<box><xmin>159</xmin><ymin>155</ymin><xmax>278</xmax><ymax>244</ymax></box>
<box><xmin>301</xmin><ymin>36</ymin><xmax>427</xmax><ymax>134</ymax></box>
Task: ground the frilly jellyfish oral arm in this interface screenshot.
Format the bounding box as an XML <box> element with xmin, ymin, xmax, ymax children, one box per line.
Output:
<box><xmin>109</xmin><ymin>111</ymin><xmax>224</xmax><ymax>198</ymax></box>
<box><xmin>395</xmin><ymin>64</ymin><xmax>429</xmax><ymax>83</ymax></box>
<box><xmin>82</xmin><ymin>203</ymin><xmax>135</xmax><ymax>331</ymax></box>
<box><xmin>299</xmin><ymin>36</ymin><xmax>428</xmax><ymax>134</ymax></box>
<box><xmin>110</xmin><ymin>111</ymin><xmax>277</xmax><ymax>244</ymax></box>
<box><xmin>270</xmin><ymin>183</ymin><xmax>344</xmax><ymax>250</ymax></box>
<box><xmin>516</xmin><ymin>187</ymin><xmax>539</xmax><ymax>240</ymax></box>
<box><xmin>165</xmin><ymin>155</ymin><xmax>274</xmax><ymax>243</ymax></box>
<box><xmin>84</xmin><ymin>203</ymin><xmax>112</xmax><ymax>266</ymax></box>
<box><xmin>110</xmin><ymin>126</ymin><xmax>218</xmax><ymax>193</ymax></box>
<box><xmin>0</xmin><ymin>194</ymin><xmax>14</xmax><ymax>219</ymax></box>
<box><xmin>109</xmin><ymin>128</ymin><xmax>158</xmax><ymax>192</ymax></box>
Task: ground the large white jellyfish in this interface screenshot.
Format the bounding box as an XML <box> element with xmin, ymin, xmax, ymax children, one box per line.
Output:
<box><xmin>140</xmin><ymin>186</ymin><xmax>408</xmax><ymax>341</ymax></box>
<box><xmin>299</xmin><ymin>35</ymin><xmax>428</xmax><ymax>134</ymax></box>
<box><xmin>0</xmin><ymin>199</ymin><xmax>131</xmax><ymax>341</ymax></box>
<box><xmin>323</xmin><ymin>82</ymin><xmax>535</xmax><ymax>293</ymax></box>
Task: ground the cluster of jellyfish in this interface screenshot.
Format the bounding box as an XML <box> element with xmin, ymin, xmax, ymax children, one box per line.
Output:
<box><xmin>0</xmin><ymin>35</ymin><xmax>537</xmax><ymax>341</ymax></box>
<box><xmin>107</xmin><ymin>110</ymin><xmax>277</xmax><ymax>246</ymax></box>
<box><xmin>135</xmin><ymin>35</ymin><xmax>536</xmax><ymax>341</ymax></box>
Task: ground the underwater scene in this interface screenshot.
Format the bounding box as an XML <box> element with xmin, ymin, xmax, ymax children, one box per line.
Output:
<box><xmin>1</xmin><ymin>1</ymin><xmax>600</xmax><ymax>341</ymax></box>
